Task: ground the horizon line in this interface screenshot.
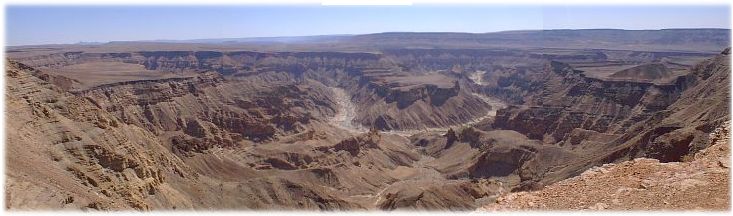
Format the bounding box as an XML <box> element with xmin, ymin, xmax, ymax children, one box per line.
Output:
<box><xmin>7</xmin><ymin>27</ymin><xmax>731</xmax><ymax>47</ymax></box>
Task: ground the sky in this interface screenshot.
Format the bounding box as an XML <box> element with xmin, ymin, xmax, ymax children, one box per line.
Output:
<box><xmin>5</xmin><ymin>5</ymin><xmax>731</xmax><ymax>45</ymax></box>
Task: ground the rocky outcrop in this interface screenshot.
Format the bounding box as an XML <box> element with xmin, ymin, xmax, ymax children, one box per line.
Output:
<box><xmin>481</xmin><ymin>122</ymin><xmax>730</xmax><ymax>211</ymax></box>
<box><xmin>377</xmin><ymin>179</ymin><xmax>502</xmax><ymax>211</ymax></box>
<box><xmin>317</xmin><ymin>129</ymin><xmax>381</xmax><ymax>156</ymax></box>
<box><xmin>383</xmin><ymin>81</ymin><xmax>459</xmax><ymax>109</ymax></box>
<box><xmin>468</xmin><ymin>145</ymin><xmax>538</xmax><ymax>179</ymax></box>
<box><xmin>443</xmin><ymin>128</ymin><xmax>458</xmax><ymax>148</ymax></box>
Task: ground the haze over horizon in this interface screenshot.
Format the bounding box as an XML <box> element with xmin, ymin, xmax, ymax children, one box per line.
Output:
<box><xmin>6</xmin><ymin>5</ymin><xmax>731</xmax><ymax>46</ymax></box>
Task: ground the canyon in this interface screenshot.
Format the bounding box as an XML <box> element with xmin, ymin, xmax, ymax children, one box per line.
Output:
<box><xmin>4</xmin><ymin>29</ymin><xmax>731</xmax><ymax>211</ymax></box>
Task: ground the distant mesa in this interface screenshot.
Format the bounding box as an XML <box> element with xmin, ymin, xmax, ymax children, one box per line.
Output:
<box><xmin>608</xmin><ymin>63</ymin><xmax>673</xmax><ymax>81</ymax></box>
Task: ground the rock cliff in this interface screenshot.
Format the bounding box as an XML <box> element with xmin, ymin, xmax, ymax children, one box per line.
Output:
<box><xmin>481</xmin><ymin>122</ymin><xmax>730</xmax><ymax>211</ymax></box>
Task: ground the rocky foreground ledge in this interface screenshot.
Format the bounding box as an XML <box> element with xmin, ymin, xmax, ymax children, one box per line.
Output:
<box><xmin>480</xmin><ymin>122</ymin><xmax>731</xmax><ymax>211</ymax></box>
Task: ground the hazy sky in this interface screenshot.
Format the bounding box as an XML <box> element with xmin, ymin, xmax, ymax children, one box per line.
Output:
<box><xmin>6</xmin><ymin>5</ymin><xmax>731</xmax><ymax>45</ymax></box>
